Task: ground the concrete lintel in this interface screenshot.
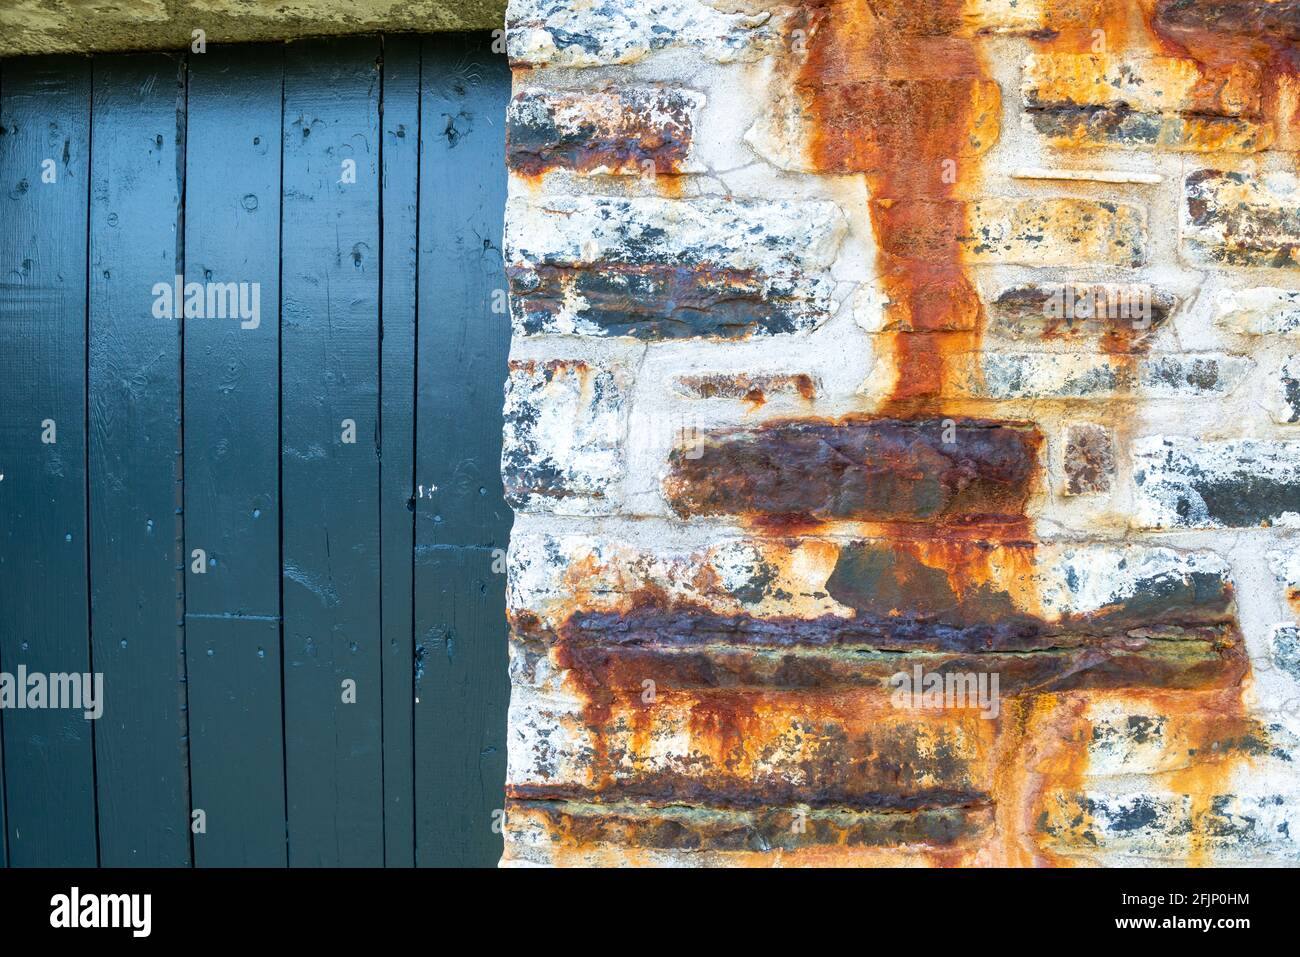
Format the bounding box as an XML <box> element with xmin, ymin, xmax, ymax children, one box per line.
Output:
<box><xmin>0</xmin><ymin>0</ymin><xmax>506</xmax><ymax>57</ymax></box>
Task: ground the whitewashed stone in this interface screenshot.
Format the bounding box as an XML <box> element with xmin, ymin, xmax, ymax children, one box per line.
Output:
<box><xmin>505</xmin><ymin>0</ymin><xmax>786</xmax><ymax>68</ymax></box>
<box><xmin>1133</xmin><ymin>436</ymin><xmax>1300</xmax><ymax>528</ymax></box>
<box><xmin>952</xmin><ymin>353</ymin><xmax>1249</xmax><ymax>399</ymax></box>
<box><xmin>1214</xmin><ymin>287</ymin><xmax>1300</xmax><ymax>335</ymax></box>
<box><xmin>501</xmin><ymin>359</ymin><xmax>628</xmax><ymax>515</ymax></box>
<box><xmin>505</xmin><ymin>195</ymin><xmax>846</xmax><ymax>339</ymax></box>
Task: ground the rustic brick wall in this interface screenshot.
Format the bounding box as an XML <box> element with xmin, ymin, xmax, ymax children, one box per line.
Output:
<box><xmin>499</xmin><ymin>0</ymin><xmax>1300</xmax><ymax>866</ymax></box>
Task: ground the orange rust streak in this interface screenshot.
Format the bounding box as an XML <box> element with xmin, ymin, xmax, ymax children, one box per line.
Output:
<box><xmin>802</xmin><ymin>0</ymin><xmax>989</xmax><ymax>414</ymax></box>
<box><xmin>1143</xmin><ymin>0</ymin><xmax>1300</xmax><ymax>151</ymax></box>
<box><xmin>791</xmin><ymin>3</ymin><xmax>1035</xmax><ymax>866</ymax></box>
<box><xmin>1042</xmin><ymin>1</ymin><xmax>1300</xmax><ymax>152</ymax></box>
<box><xmin>1030</xmin><ymin>0</ymin><xmax>1269</xmax><ymax>867</ymax></box>
<box><xmin>796</xmin><ymin>1</ymin><xmax>1028</xmax><ymax>645</ymax></box>
<box><xmin>991</xmin><ymin>693</ymin><xmax>1093</xmax><ymax>867</ymax></box>
<box><xmin>783</xmin><ymin>0</ymin><xmax>1259</xmax><ymax>868</ymax></box>
<box><xmin>520</xmin><ymin>0</ymin><xmax>1273</xmax><ymax>865</ymax></box>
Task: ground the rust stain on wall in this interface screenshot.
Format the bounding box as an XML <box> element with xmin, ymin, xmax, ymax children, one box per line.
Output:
<box><xmin>741</xmin><ymin>0</ymin><xmax>1262</xmax><ymax>865</ymax></box>
<box><xmin>798</xmin><ymin>0</ymin><xmax>994</xmax><ymax>408</ymax></box>
<box><xmin>506</xmin><ymin>87</ymin><xmax>700</xmax><ymax>178</ymax></box>
<box><xmin>649</xmin><ymin>0</ymin><xmax>1252</xmax><ymax>863</ymax></box>
<box><xmin>1150</xmin><ymin>0</ymin><xmax>1300</xmax><ymax>146</ymax></box>
<box><xmin>502</xmin><ymin>0</ymin><xmax>1295</xmax><ymax>866</ymax></box>
<box><xmin>1029</xmin><ymin>0</ymin><xmax>1300</xmax><ymax>151</ymax></box>
<box><xmin>510</xmin><ymin>262</ymin><xmax>812</xmax><ymax>339</ymax></box>
<box><xmin>664</xmin><ymin>417</ymin><xmax>1041</xmax><ymax>524</ymax></box>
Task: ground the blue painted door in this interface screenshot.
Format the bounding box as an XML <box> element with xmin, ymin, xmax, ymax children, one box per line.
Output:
<box><xmin>0</xmin><ymin>33</ymin><xmax>511</xmax><ymax>867</ymax></box>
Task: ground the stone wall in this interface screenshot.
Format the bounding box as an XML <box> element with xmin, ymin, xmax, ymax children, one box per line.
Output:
<box><xmin>500</xmin><ymin>0</ymin><xmax>1300</xmax><ymax>865</ymax></box>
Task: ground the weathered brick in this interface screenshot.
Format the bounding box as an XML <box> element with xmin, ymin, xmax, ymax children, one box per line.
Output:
<box><xmin>661</xmin><ymin>417</ymin><xmax>1041</xmax><ymax>523</ymax></box>
<box><xmin>1039</xmin><ymin>781</ymin><xmax>1300</xmax><ymax>864</ymax></box>
<box><xmin>952</xmin><ymin>353</ymin><xmax>1250</xmax><ymax>400</ymax></box>
<box><xmin>1268</xmin><ymin>548</ymin><xmax>1300</xmax><ymax>611</ymax></box>
<box><xmin>1063</xmin><ymin>423</ymin><xmax>1114</xmax><ymax>495</ymax></box>
<box><xmin>1152</xmin><ymin>0</ymin><xmax>1300</xmax><ymax>44</ymax></box>
<box><xmin>1133</xmin><ymin>436</ymin><xmax>1300</xmax><ymax>528</ymax></box>
<box><xmin>1079</xmin><ymin>696</ymin><xmax>1286</xmax><ymax>777</ymax></box>
<box><xmin>1268</xmin><ymin>356</ymin><xmax>1300</xmax><ymax>424</ymax></box>
<box><xmin>505</xmin><ymin>195</ymin><xmax>845</xmax><ymax>339</ymax></box>
<box><xmin>960</xmin><ymin>354</ymin><xmax>1127</xmax><ymax>399</ymax></box>
<box><xmin>1184</xmin><ymin>169</ymin><xmax>1300</xmax><ymax>268</ymax></box>
<box><xmin>507</xmin><ymin>87</ymin><xmax>705</xmax><ymax>177</ymax></box>
<box><xmin>510</xmin><ymin>533</ymin><xmax>1240</xmax><ymax>667</ymax></box>
<box><xmin>1022</xmin><ymin>53</ymin><xmax>1269</xmax><ymax>152</ymax></box>
<box><xmin>1024</xmin><ymin>53</ymin><xmax>1261</xmax><ymax>116</ymax></box>
<box><xmin>1268</xmin><ymin>624</ymin><xmax>1300</xmax><ymax>682</ymax></box>
<box><xmin>1214</xmin><ymin>286</ymin><xmax>1300</xmax><ymax>335</ymax></box>
<box><xmin>988</xmin><ymin>282</ymin><xmax>1176</xmax><ymax>347</ymax></box>
<box><xmin>503</xmin><ymin>800</ymin><xmax>993</xmax><ymax>866</ymax></box>
<box><xmin>747</xmin><ymin>77</ymin><xmax>1001</xmax><ymax>174</ymax></box>
<box><xmin>505</xmin><ymin>0</ymin><xmax>786</xmax><ymax>67</ymax></box>
<box><xmin>1034</xmin><ymin>694</ymin><xmax>1300</xmax><ymax>864</ymax></box>
<box><xmin>1140</xmin><ymin>354</ymin><xmax>1253</xmax><ymax>397</ymax></box>
<box><xmin>671</xmin><ymin>372</ymin><xmax>818</xmax><ymax>402</ymax></box>
<box><xmin>872</xmin><ymin>198</ymin><xmax>1146</xmax><ymax>267</ymax></box>
<box><xmin>507</xmin><ymin>672</ymin><xmax>996</xmax><ymax>805</ymax></box>
<box><xmin>501</xmin><ymin>359</ymin><xmax>627</xmax><ymax>515</ymax></box>
<box><xmin>853</xmin><ymin>0</ymin><xmax>1104</xmax><ymax>37</ymax></box>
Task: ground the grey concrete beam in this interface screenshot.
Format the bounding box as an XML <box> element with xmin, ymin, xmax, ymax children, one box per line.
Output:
<box><xmin>0</xmin><ymin>0</ymin><xmax>506</xmax><ymax>57</ymax></box>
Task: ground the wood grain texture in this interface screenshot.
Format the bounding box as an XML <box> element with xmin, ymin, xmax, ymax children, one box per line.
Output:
<box><xmin>87</xmin><ymin>52</ymin><xmax>191</xmax><ymax>867</ymax></box>
<box><xmin>183</xmin><ymin>44</ymin><xmax>287</xmax><ymax>867</ymax></box>
<box><xmin>1</xmin><ymin>62</ymin><xmax>4</xmax><ymax>869</ymax></box>
<box><xmin>0</xmin><ymin>56</ymin><xmax>99</xmax><ymax>867</ymax></box>
<box><xmin>0</xmin><ymin>37</ymin><xmax>513</xmax><ymax>867</ymax></box>
<box><xmin>379</xmin><ymin>35</ymin><xmax>420</xmax><ymax>868</ymax></box>
<box><xmin>414</xmin><ymin>33</ymin><xmax>511</xmax><ymax>867</ymax></box>
<box><xmin>0</xmin><ymin>690</ymin><xmax>5</xmax><ymax>867</ymax></box>
<box><xmin>280</xmin><ymin>36</ymin><xmax>384</xmax><ymax>867</ymax></box>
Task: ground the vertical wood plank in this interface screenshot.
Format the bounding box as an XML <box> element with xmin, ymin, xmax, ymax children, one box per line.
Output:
<box><xmin>0</xmin><ymin>64</ymin><xmax>4</xmax><ymax>870</ymax></box>
<box><xmin>0</xmin><ymin>681</ymin><xmax>5</xmax><ymax>867</ymax></box>
<box><xmin>281</xmin><ymin>36</ymin><xmax>384</xmax><ymax>867</ymax></box>
<box><xmin>414</xmin><ymin>548</ymin><xmax>508</xmax><ymax>866</ymax></box>
<box><xmin>414</xmin><ymin>33</ymin><xmax>512</xmax><ymax>867</ymax></box>
<box><xmin>2</xmin><ymin>60</ymin><xmax>9</xmax><ymax>874</ymax></box>
<box><xmin>0</xmin><ymin>683</ymin><xmax>5</xmax><ymax>867</ymax></box>
<box><xmin>0</xmin><ymin>56</ymin><xmax>98</xmax><ymax>867</ymax></box>
<box><xmin>379</xmin><ymin>36</ymin><xmax>419</xmax><ymax>868</ymax></box>
<box><xmin>183</xmin><ymin>44</ymin><xmax>287</xmax><ymax>867</ymax></box>
<box><xmin>88</xmin><ymin>52</ymin><xmax>191</xmax><ymax>867</ymax></box>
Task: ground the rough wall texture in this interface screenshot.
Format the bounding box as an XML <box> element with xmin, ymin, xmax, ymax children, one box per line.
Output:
<box><xmin>500</xmin><ymin>0</ymin><xmax>1300</xmax><ymax>866</ymax></box>
<box><xmin>0</xmin><ymin>0</ymin><xmax>504</xmax><ymax>56</ymax></box>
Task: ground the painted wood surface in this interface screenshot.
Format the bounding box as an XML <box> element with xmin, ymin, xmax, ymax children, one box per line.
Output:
<box><xmin>0</xmin><ymin>34</ymin><xmax>510</xmax><ymax>868</ymax></box>
<box><xmin>414</xmin><ymin>33</ymin><xmax>511</xmax><ymax>868</ymax></box>
<box><xmin>0</xmin><ymin>56</ymin><xmax>99</xmax><ymax>866</ymax></box>
<box><xmin>87</xmin><ymin>52</ymin><xmax>192</xmax><ymax>867</ymax></box>
<box><xmin>379</xmin><ymin>35</ymin><xmax>420</xmax><ymax>868</ymax></box>
<box><xmin>280</xmin><ymin>36</ymin><xmax>384</xmax><ymax>868</ymax></box>
<box><xmin>183</xmin><ymin>44</ymin><xmax>287</xmax><ymax>867</ymax></box>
